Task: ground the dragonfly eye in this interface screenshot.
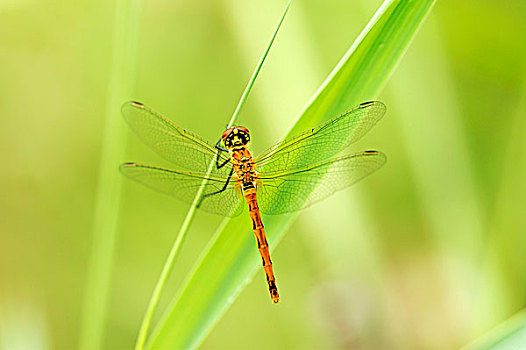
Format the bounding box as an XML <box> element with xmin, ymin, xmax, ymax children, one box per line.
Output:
<box><xmin>222</xmin><ymin>126</ymin><xmax>251</xmax><ymax>149</ymax></box>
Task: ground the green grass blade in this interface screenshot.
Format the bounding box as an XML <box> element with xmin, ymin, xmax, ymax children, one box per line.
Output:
<box><xmin>462</xmin><ymin>309</ymin><xmax>526</xmax><ymax>350</ymax></box>
<box><xmin>78</xmin><ymin>0</ymin><xmax>141</xmax><ymax>349</ymax></box>
<box><xmin>227</xmin><ymin>0</ymin><xmax>291</xmax><ymax>128</ymax></box>
<box><xmin>147</xmin><ymin>1</ymin><xmax>435</xmax><ymax>348</ymax></box>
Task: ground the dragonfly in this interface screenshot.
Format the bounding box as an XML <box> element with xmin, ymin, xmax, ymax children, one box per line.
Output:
<box><xmin>120</xmin><ymin>100</ymin><xmax>386</xmax><ymax>303</ymax></box>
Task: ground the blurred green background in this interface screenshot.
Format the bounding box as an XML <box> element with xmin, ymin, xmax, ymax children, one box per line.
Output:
<box><xmin>1</xmin><ymin>0</ymin><xmax>526</xmax><ymax>349</ymax></box>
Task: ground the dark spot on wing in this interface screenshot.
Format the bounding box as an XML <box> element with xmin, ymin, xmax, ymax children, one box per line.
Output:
<box><xmin>359</xmin><ymin>101</ymin><xmax>375</xmax><ymax>108</ymax></box>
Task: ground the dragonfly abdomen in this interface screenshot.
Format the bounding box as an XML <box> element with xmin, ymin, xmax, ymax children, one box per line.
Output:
<box><xmin>244</xmin><ymin>189</ymin><xmax>280</xmax><ymax>304</ymax></box>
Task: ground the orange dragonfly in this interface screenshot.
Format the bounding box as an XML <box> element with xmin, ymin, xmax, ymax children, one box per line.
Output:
<box><xmin>120</xmin><ymin>100</ymin><xmax>386</xmax><ymax>303</ymax></box>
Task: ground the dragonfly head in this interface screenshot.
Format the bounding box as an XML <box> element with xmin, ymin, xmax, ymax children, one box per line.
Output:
<box><xmin>221</xmin><ymin>126</ymin><xmax>251</xmax><ymax>150</ymax></box>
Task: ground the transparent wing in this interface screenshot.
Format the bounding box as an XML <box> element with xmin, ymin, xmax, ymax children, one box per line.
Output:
<box><xmin>120</xmin><ymin>163</ymin><xmax>243</xmax><ymax>217</ymax></box>
<box><xmin>122</xmin><ymin>101</ymin><xmax>232</xmax><ymax>176</ymax></box>
<box><xmin>256</xmin><ymin>151</ymin><xmax>386</xmax><ymax>215</ymax></box>
<box><xmin>255</xmin><ymin>101</ymin><xmax>386</xmax><ymax>173</ymax></box>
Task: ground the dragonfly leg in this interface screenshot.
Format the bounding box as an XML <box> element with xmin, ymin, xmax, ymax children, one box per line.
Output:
<box><xmin>197</xmin><ymin>167</ymin><xmax>234</xmax><ymax>209</ymax></box>
<box><xmin>216</xmin><ymin>156</ymin><xmax>231</xmax><ymax>169</ymax></box>
<box><xmin>214</xmin><ymin>139</ymin><xmax>229</xmax><ymax>154</ymax></box>
<box><xmin>213</xmin><ymin>139</ymin><xmax>232</xmax><ymax>169</ymax></box>
<box><xmin>215</xmin><ymin>138</ymin><xmax>229</xmax><ymax>152</ymax></box>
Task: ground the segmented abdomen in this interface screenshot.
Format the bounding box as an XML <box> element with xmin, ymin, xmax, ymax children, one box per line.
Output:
<box><xmin>244</xmin><ymin>187</ymin><xmax>280</xmax><ymax>303</ymax></box>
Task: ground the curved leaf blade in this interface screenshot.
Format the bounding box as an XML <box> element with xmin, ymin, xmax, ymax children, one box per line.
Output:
<box><xmin>463</xmin><ymin>310</ymin><xmax>526</xmax><ymax>350</ymax></box>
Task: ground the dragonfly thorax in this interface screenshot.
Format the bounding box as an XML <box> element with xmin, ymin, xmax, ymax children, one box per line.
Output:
<box><xmin>222</xmin><ymin>126</ymin><xmax>250</xmax><ymax>150</ymax></box>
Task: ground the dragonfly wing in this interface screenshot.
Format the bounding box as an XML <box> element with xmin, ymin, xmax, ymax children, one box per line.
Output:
<box><xmin>256</xmin><ymin>101</ymin><xmax>386</xmax><ymax>172</ymax></box>
<box><xmin>122</xmin><ymin>101</ymin><xmax>232</xmax><ymax>176</ymax></box>
<box><xmin>120</xmin><ymin>163</ymin><xmax>243</xmax><ymax>217</ymax></box>
<box><xmin>256</xmin><ymin>151</ymin><xmax>386</xmax><ymax>215</ymax></box>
